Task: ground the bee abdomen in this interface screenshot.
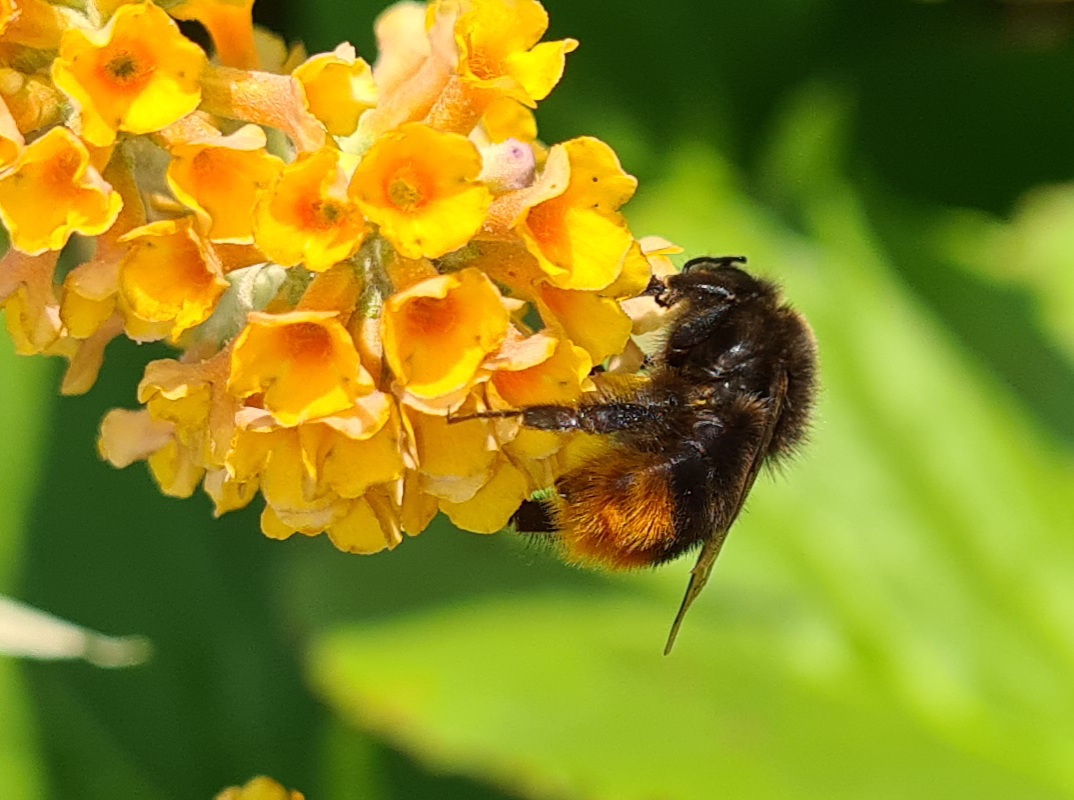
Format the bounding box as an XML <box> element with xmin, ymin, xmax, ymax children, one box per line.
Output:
<box><xmin>550</xmin><ymin>447</ymin><xmax>685</xmax><ymax>570</ymax></box>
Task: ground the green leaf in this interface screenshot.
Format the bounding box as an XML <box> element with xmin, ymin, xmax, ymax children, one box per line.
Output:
<box><xmin>936</xmin><ymin>183</ymin><xmax>1074</xmax><ymax>362</ymax></box>
<box><xmin>0</xmin><ymin>322</ymin><xmax>54</xmax><ymax>800</ymax></box>
<box><xmin>310</xmin><ymin>595</ymin><xmax>1061</xmax><ymax>800</ymax></box>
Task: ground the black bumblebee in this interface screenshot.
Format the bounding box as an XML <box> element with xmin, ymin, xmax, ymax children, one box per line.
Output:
<box><xmin>481</xmin><ymin>256</ymin><xmax>817</xmax><ymax>652</ymax></box>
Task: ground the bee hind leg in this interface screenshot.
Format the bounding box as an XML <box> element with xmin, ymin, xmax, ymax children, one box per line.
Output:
<box><xmin>511</xmin><ymin>498</ymin><xmax>557</xmax><ymax>534</ymax></box>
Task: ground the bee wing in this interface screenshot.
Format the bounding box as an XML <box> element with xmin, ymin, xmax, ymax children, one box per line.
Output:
<box><xmin>663</xmin><ymin>371</ymin><xmax>789</xmax><ymax>655</ymax></box>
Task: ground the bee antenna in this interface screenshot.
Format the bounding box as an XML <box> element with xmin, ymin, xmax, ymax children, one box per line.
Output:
<box><xmin>683</xmin><ymin>255</ymin><xmax>748</xmax><ymax>272</ymax></box>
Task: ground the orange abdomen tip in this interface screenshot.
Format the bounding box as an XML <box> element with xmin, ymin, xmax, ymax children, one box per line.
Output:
<box><xmin>553</xmin><ymin>447</ymin><xmax>679</xmax><ymax>570</ymax></box>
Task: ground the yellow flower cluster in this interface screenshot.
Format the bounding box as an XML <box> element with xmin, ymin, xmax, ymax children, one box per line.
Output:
<box><xmin>0</xmin><ymin>0</ymin><xmax>675</xmax><ymax>552</ymax></box>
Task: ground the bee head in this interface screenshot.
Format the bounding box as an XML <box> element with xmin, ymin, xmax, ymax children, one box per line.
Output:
<box><xmin>655</xmin><ymin>256</ymin><xmax>772</xmax><ymax>309</ymax></box>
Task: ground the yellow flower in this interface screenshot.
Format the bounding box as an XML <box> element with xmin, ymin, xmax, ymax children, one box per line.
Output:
<box><xmin>293</xmin><ymin>44</ymin><xmax>378</xmax><ymax>137</ymax></box>
<box><xmin>203</xmin><ymin>466</ymin><xmax>258</xmax><ymax>516</ymax></box>
<box><xmin>535</xmin><ymin>284</ymin><xmax>634</xmax><ymax>364</ymax></box>
<box><xmin>420</xmin><ymin>0</ymin><xmax>577</xmax><ymax>133</ymax></box>
<box><xmin>61</xmin><ymin>156</ymin><xmax>146</xmax><ymax>340</ymax></box>
<box><xmin>404</xmin><ymin>404</ymin><xmax>543</xmax><ymax>534</ymax></box>
<box><xmin>0</xmin><ymin>95</ymin><xmax>24</xmax><ymax>169</ymax></box>
<box><xmin>450</xmin><ymin>0</ymin><xmax>577</xmax><ymax>106</ymax></box>
<box><xmin>369</xmin><ymin>1</ymin><xmax>432</xmax><ymax>98</ymax></box>
<box><xmin>480</xmin><ymin>96</ymin><xmax>537</xmax><ymax>143</ymax></box>
<box><xmin>488</xmin><ymin>333</ymin><xmax>592</xmax><ymax>408</ymax></box>
<box><xmin>439</xmin><ymin>458</ymin><xmax>529</xmax><ymax>532</ymax></box>
<box><xmin>260</xmin><ymin>494</ymin><xmax>404</xmax><ymax>555</ymax></box>
<box><xmin>169</xmin><ymin>0</ymin><xmax>258</xmax><ymax>70</ymax></box>
<box><xmin>0</xmin><ymin>0</ymin><xmax>65</xmax><ymax>49</ymax></box>
<box><xmin>323</xmin><ymin>496</ymin><xmax>404</xmax><ymax>554</ymax></box>
<box><xmin>464</xmin><ymin>239</ymin><xmax>636</xmax><ymax>363</ymax></box>
<box><xmin>0</xmin><ymin>249</ymin><xmax>62</xmax><ymax>353</ymax></box>
<box><xmin>55</xmin><ymin>159</ymin><xmax>147</xmax><ymax>393</ymax></box>
<box><xmin>0</xmin><ymin>127</ymin><xmax>122</xmax><ymax>255</ymax></box>
<box><xmin>0</xmin><ymin>70</ymin><xmax>66</xmax><ymax>136</ymax></box>
<box><xmin>254</xmin><ymin>147</ymin><xmax>368</xmax><ymax>272</ymax></box>
<box><xmin>52</xmin><ymin>2</ymin><xmax>207</xmax><ymax>147</ymax></box>
<box><xmin>483</xmin><ymin>330</ymin><xmax>590</xmax><ymax>466</ymax></box>
<box><xmin>381</xmin><ymin>268</ymin><xmax>508</xmax><ymax>400</ymax></box>
<box><xmin>215</xmin><ymin>776</ymin><xmax>305</xmax><ymax>800</ymax></box>
<box><xmin>350</xmin><ymin>122</ymin><xmax>492</xmax><ymax>260</ymax></box>
<box><xmin>13</xmin><ymin>0</ymin><xmax>670</xmax><ymax>558</ymax></box>
<box><xmin>354</xmin><ymin>1</ymin><xmax>456</xmax><ymax>140</ymax></box>
<box><xmin>138</xmin><ymin>354</ymin><xmax>238</xmax><ymax>466</ymax></box>
<box><xmin>227</xmin><ymin>423</ymin><xmax>338</xmax><ymax>528</ymax></box>
<box><xmin>229</xmin><ymin>310</ymin><xmax>375</xmax><ymax>426</ymax></box>
<box><xmin>98</xmin><ymin>408</ymin><xmax>174</xmax><ymax>470</ymax></box>
<box><xmin>406</xmin><ymin>408</ymin><xmax>496</xmax><ymax>500</ymax></box>
<box><xmin>118</xmin><ymin>218</ymin><xmax>229</xmax><ymax>341</ymax></box>
<box><xmin>317</xmin><ymin>397</ymin><xmax>407</xmax><ymax>500</ymax></box>
<box><xmin>51</xmin><ymin>315</ymin><xmax>125</xmax><ymax>396</ymax></box>
<box><xmin>518</xmin><ymin>136</ymin><xmax>648</xmax><ymax>291</ymax></box>
<box><xmin>228</xmin><ymin>402</ymin><xmax>406</xmax><ymax>554</ymax></box>
<box><xmin>167</xmin><ymin>125</ymin><xmax>284</xmax><ymax>244</ymax></box>
<box><xmin>90</xmin><ymin>0</ymin><xmax>139</xmax><ymax>20</ymax></box>
<box><xmin>98</xmin><ymin>408</ymin><xmax>205</xmax><ymax>498</ymax></box>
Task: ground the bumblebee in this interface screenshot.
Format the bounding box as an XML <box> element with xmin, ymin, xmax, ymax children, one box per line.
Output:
<box><xmin>476</xmin><ymin>256</ymin><xmax>817</xmax><ymax>653</ymax></box>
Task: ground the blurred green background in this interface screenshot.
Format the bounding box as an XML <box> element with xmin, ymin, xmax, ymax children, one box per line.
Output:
<box><xmin>4</xmin><ymin>0</ymin><xmax>1074</xmax><ymax>797</ymax></box>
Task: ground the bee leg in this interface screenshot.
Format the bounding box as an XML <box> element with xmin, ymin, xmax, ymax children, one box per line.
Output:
<box><xmin>520</xmin><ymin>403</ymin><xmax>660</xmax><ymax>434</ymax></box>
<box><xmin>664</xmin><ymin>306</ymin><xmax>727</xmax><ymax>367</ymax></box>
<box><xmin>511</xmin><ymin>499</ymin><xmax>556</xmax><ymax>534</ymax></box>
<box><xmin>445</xmin><ymin>408</ymin><xmax>522</xmax><ymax>424</ymax></box>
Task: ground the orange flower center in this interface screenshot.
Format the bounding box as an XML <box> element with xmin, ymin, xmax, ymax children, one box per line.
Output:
<box><xmin>101</xmin><ymin>47</ymin><xmax>150</xmax><ymax>91</ymax></box>
<box><xmin>46</xmin><ymin>149</ymin><xmax>80</xmax><ymax>188</ymax></box>
<box><xmin>467</xmin><ymin>43</ymin><xmax>501</xmax><ymax>81</ymax></box>
<box><xmin>525</xmin><ymin>200</ymin><xmax>570</xmax><ymax>262</ymax></box>
<box><xmin>175</xmin><ymin>249</ymin><xmax>217</xmax><ymax>290</ymax></box>
<box><xmin>387</xmin><ymin>169</ymin><xmax>426</xmax><ymax>212</ymax></box>
<box><xmin>405</xmin><ymin>296</ymin><xmax>457</xmax><ymax>336</ymax></box>
<box><xmin>191</xmin><ymin>149</ymin><xmax>215</xmax><ymax>176</ymax></box>
<box><xmin>284</xmin><ymin>322</ymin><xmax>333</xmax><ymax>360</ymax></box>
<box><xmin>307</xmin><ymin>198</ymin><xmax>345</xmax><ymax>229</ymax></box>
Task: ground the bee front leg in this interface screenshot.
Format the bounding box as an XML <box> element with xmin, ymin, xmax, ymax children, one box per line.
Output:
<box><xmin>664</xmin><ymin>307</ymin><xmax>727</xmax><ymax>367</ymax></box>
